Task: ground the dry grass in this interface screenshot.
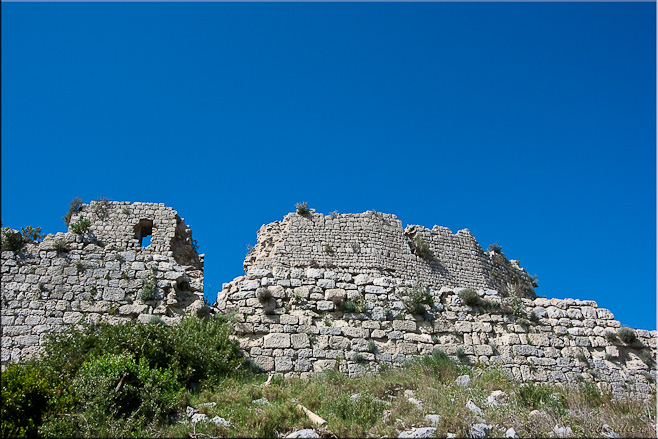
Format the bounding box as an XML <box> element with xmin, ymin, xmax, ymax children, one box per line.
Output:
<box><xmin>157</xmin><ymin>357</ymin><xmax>656</xmax><ymax>438</ymax></box>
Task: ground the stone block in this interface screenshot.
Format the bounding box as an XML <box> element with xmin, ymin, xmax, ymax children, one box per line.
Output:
<box><xmin>354</xmin><ymin>274</ymin><xmax>371</xmax><ymax>285</ymax></box>
<box><xmin>263</xmin><ymin>333</ymin><xmax>291</xmax><ymax>348</ymax></box>
<box><xmin>317</xmin><ymin>301</ymin><xmax>335</xmax><ymax>311</ymax></box>
<box><xmin>393</xmin><ymin>320</ymin><xmax>417</xmax><ymax>332</ymax></box>
<box><xmin>317</xmin><ymin>279</ymin><xmax>335</xmax><ymax>289</ymax></box>
<box><xmin>597</xmin><ymin>308</ymin><xmax>614</xmax><ymax>320</ymax></box>
<box><xmin>239</xmin><ymin>279</ymin><xmax>260</xmax><ymax>291</ymax></box>
<box><xmin>513</xmin><ymin>344</ymin><xmax>539</xmax><ymax>357</ymax></box>
<box><xmin>291</xmin><ymin>333</ymin><xmax>310</xmax><ymax>349</ymax></box>
<box><xmin>313</xmin><ymin>359</ymin><xmax>337</xmax><ymax>372</ymax></box>
<box><xmin>365</xmin><ymin>285</ymin><xmax>386</xmax><ymax>294</ymax></box>
<box><xmin>325</xmin><ymin>288</ymin><xmax>346</xmax><ymax>301</ymax></box>
<box><xmin>306</xmin><ymin>268</ymin><xmax>323</xmax><ymax>279</ymax></box>
<box><xmin>275</xmin><ymin>356</ymin><xmax>293</xmax><ymax>372</ymax></box>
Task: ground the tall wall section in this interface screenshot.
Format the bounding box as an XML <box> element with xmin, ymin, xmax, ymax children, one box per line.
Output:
<box><xmin>245</xmin><ymin>210</ymin><xmax>536</xmax><ymax>298</ymax></box>
<box><xmin>1</xmin><ymin>201</ymin><xmax>207</xmax><ymax>364</ymax></box>
<box><xmin>218</xmin><ymin>210</ymin><xmax>657</xmax><ymax>399</ymax></box>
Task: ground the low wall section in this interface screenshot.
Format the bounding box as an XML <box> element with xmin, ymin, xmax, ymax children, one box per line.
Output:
<box><xmin>218</xmin><ymin>267</ymin><xmax>656</xmax><ymax>399</ymax></box>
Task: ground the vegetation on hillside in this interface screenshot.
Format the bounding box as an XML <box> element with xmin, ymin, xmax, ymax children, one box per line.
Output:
<box><xmin>1</xmin><ymin>316</ymin><xmax>655</xmax><ymax>438</ymax></box>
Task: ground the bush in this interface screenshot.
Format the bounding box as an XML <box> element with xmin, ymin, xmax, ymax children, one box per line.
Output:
<box><xmin>1</xmin><ymin>227</ymin><xmax>24</xmax><ymax>251</ymax></box>
<box><xmin>295</xmin><ymin>202</ymin><xmax>309</xmax><ymax>215</ymax></box>
<box><xmin>70</xmin><ymin>217</ymin><xmax>92</xmax><ymax>235</ymax></box>
<box><xmin>140</xmin><ymin>272</ymin><xmax>157</xmax><ymax>301</ymax></box>
<box><xmin>20</xmin><ymin>226</ymin><xmax>44</xmax><ymax>243</ymax></box>
<box><xmin>459</xmin><ymin>289</ymin><xmax>482</xmax><ymax>307</ymax></box>
<box><xmin>341</xmin><ymin>299</ymin><xmax>365</xmax><ymax>313</ymax></box>
<box><xmin>618</xmin><ymin>328</ymin><xmax>637</xmax><ymax>344</ymax></box>
<box><xmin>404</xmin><ymin>284</ymin><xmax>433</xmax><ymax>315</ymax></box>
<box><xmin>604</xmin><ymin>332</ymin><xmax>619</xmax><ymax>343</ymax></box>
<box><xmin>65</xmin><ymin>352</ymin><xmax>181</xmax><ymax>437</ymax></box>
<box><xmin>0</xmin><ymin>362</ymin><xmax>71</xmax><ymax>438</ymax></box>
<box><xmin>638</xmin><ymin>350</ymin><xmax>655</xmax><ymax>367</ymax></box>
<box><xmin>63</xmin><ymin>197</ymin><xmax>83</xmax><ymax>227</ymax></box>
<box><xmin>488</xmin><ymin>243</ymin><xmax>503</xmax><ymax>254</ymax></box>
<box><xmin>412</xmin><ymin>236</ymin><xmax>431</xmax><ymax>259</ymax></box>
<box><xmin>52</xmin><ymin>240</ymin><xmax>69</xmax><ymax>254</ymax></box>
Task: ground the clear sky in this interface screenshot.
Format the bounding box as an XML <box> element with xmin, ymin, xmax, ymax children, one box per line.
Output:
<box><xmin>2</xmin><ymin>3</ymin><xmax>655</xmax><ymax>331</ymax></box>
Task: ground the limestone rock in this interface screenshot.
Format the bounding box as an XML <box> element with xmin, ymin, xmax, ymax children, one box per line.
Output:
<box><xmin>398</xmin><ymin>427</ymin><xmax>437</xmax><ymax>438</ymax></box>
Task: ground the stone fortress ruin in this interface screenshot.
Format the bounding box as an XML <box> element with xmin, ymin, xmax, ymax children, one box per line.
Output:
<box><xmin>1</xmin><ymin>202</ymin><xmax>656</xmax><ymax>399</ymax></box>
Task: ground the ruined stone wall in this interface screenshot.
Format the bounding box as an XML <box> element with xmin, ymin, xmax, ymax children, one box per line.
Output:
<box><xmin>217</xmin><ymin>267</ymin><xmax>656</xmax><ymax>399</ymax></box>
<box><xmin>1</xmin><ymin>202</ymin><xmax>206</xmax><ymax>364</ymax></box>
<box><xmin>218</xmin><ymin>210</ymin><xmax>656</xmax><ymax>399</ymax></box>
<box><xmin>245</xmin><ymin>210</ymin><xmax>536</xmax><ymax>299</ymax></box>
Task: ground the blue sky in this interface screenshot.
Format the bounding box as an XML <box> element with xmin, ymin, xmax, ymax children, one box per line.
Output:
<box><xmin>2</xmin><ymin>3</ymin><xmax>655</xmax><ymax>331</ymax></box>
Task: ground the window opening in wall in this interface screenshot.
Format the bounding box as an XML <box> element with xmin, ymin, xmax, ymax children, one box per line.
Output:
<box><xmin>134</xmin><ymin>219</ymin><xmax>154</xmax><ymax>247</ymax></box>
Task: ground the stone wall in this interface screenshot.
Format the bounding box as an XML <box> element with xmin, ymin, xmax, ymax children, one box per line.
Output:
<box><xmin>2</xmin><ymin>204</ymin><xmax>655</xmax><ymax>400</ymax></box>
<box><xmin>217</xmin><ymin>267</ymin><xmax>656</xmax><ymax>399</ymax></box>
<box><xmin>1</xmin><ymin>202</ymin><xmax>206</xmax><ymax>364</ymax></box>
<box><xmin>218</xmin><ymin>209</ymin><xmax>656</xmax><ymax>399</ymax></box>
<box><xmin>245</xmin><ymin>210</ymin><xmax>536</xmax><ymax>299</ymax></box>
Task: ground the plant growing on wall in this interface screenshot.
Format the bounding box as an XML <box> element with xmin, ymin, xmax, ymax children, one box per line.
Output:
<box><xmin>404</xmin><ymin>284</ymin><xmax>433</xmax><ymax>315</ymax></box>
<box><xmin>1</xmin><ymin>227</ymin><xmax>24</xmax><ymax>252</ymax></box>
<box><xmin>62</xmin><ymin>197</ymin><xmax>83</xmax><ymax>227</ymax></box>
<box><xmin>617</xmin><ymin>328</ymin><xmax>637</xmax><ymax>344</ymax></box>
<box><xmin>341</xmin><ymin>299</ymin><xmax>365</xmax><ymax>313</ymax></box>
<box><xmin>412</xmin><ymin>236</ymin><xmax>431</xmax><ymax>259</ymax></box>
<box><xmin>91</xmin><ymin>196</ymin><xmax>111</xmax><ymax>220</ymax></box>
<box><xmin>20</xmin><ymin>226</ymin><xmax>44</xmax><ymax>243</ymax></box>
<box><xmin>295</xmin><ymin>202</ymin><xmax>309</xmax><ymax>215</ymax></box>
<box><xmin>70</xmin><ymin>217</ymin><xmax>91</xmax><ymax>235</ymax></box>
<box><xmin>140</xmin><ymin>267</ymin><xmax>158</xmax><ymax>301</ymax></box>
<box><xmin>52</xmin><ymin>240</ymin><xmax>69</xmax><ymax>254</ymax></box>
<box><xmin>458</xmin><ymin>289</ymin><xmax>482</xmax><ymax>307</ymax></box>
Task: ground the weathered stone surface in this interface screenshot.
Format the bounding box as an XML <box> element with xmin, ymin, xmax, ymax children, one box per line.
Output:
<box><xmin>3</xmin><ymin>205</ymin><xmax>655</xmax><ymax>401</ymax></box>
<box><xmin>263</xmin><ymin>333</ymin><xmax>291</xmax><ymax>348</ymax></box>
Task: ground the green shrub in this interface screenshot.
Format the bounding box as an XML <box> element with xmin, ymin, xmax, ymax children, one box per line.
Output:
<box><xmin>482</xmin><ymin>298</ymin><xmax>501</xmax><ymax>310</ymax></box>
<box><xmin>52</xmin><ymin>240</ymin><xmax>69</xmax><ymax>254</ymax></box>
<box><xmin>412</xmin><ymin>236</ymin><xmax>431</xmax><ymax>259</ymax></box>
<box><xmin>404</xmin><ymin>284</ymin><xmax>433</xmax><ymax>315</ymax></box>
<box><xmin>638</xmin><ymin>350</ymin><xmax>655</xmax><ymax>367</ymax></box>
<box><xmin>324</xmin><ymin>244</ymin><xmax>334</xmax><ymax>254</ymax></box>
<box><xmin>64</xmin><ymin>352</ymin><xmax>181</xmax><ymax>437</ymax></box>
<box><xmin>488</xmin><ymin>243</ymin><xmax>503</xmax><ymax>254</ymax></box>
<box><xmin>63</xmin><ymin>197</ymin><xmax>83</xmax><ymax>227</ymax></box>
<box><xmin>604</xmin><ymin>332</ymin><xmax>619</xmax><ymax>343</ymax></box>
<box><xmin>341</xmin><ymin>299</ymin><xmax>365</xmax><ymax>313</ymax></box>
<box><xmin>618</xmin><ymin>328</ymin><xmax>637</xmax><ymax>344</ymax></box>
<box><xmin>367</xmin><ymin>340</ymin><xmax>377</xmax><ymax>353</ymax></box>
<box><xmin>1</xmin><ymin>227</ymin><xmax>24</xmax><ymax>251</ymax></box>
<box><xmin>413</xmin><ymin>349</ymin><xmax>461</xmax><ymax>382</ymax></box>
<box><xmin>0</xmin><ymin>362</ymin><xmax>71</xmax><ymax>438</ymax></box>
<box><xmin>70</xmin><ymin>217</ymin><xmax>92</xmax><ymax>235</ymax></box>
<box><xmin>329</xmin><ymin>392</ymin><xmax>385</xmax><ymax>430</ymax></box>
<box><xmin>295</xmin><ymin>202</ymin><xmax>309</xmax><ymax>215</ymax></box>
<box><xmin>518</xmin><ymin>382</ymin><xmax>555</xmax><ymax>410</ymax></box>
<box><xmin>20</xmin><ymin>226</ymin><xmax>44</xmax><ymax>243</ymax></box>
<box><xmin>459</xmin><ymin>289</ymin><xmax>482</xmax><ymax>307</ymax></box>
<box><xmin>140</xmin><ymin>267</ymin><xmax>157</xmax><ymax>301</ymax></box>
